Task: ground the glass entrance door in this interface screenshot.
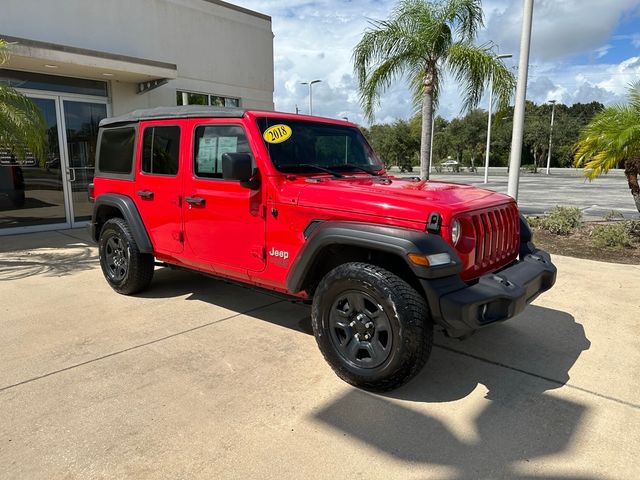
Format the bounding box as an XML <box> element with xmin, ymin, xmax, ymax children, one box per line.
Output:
<box><xmin>61</xmin><ymin>100</ymin><xmax>108</xmax><ymax>224</ymax></box>
<box><xmin>0</xmin><ymin>97</ymin><xmax>67</xmax><ymax>231</ymax></box>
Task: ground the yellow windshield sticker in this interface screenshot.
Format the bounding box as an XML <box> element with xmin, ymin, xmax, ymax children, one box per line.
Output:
<box><xmin>263</xmin><ymin>124</ymin><xmax>292</xmax><ymax>144</ymax></box>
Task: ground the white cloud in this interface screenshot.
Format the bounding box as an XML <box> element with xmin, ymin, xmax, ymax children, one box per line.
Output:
<box><xmin>484</xmin><ymin>0</ymin><xmax>640</xmax><ymax>60</ymax></box>
<box><xmin>235</xmin><ymin>0</ymin><xmax>640</xmax><ymax>124</ymax></box>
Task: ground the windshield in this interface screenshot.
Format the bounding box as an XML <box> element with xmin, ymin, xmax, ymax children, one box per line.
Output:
<box><xmin>256</xmin><ymin>117</ymin><xmax>383</xmax><ymax>174</ymax></box>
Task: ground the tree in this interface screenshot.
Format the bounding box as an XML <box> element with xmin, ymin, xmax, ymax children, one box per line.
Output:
<box><xmin>364</xmin><ymin>120</ymin><xmax>419</xmax><ymax>167</ymax></box>
<box><xmin>0</xmin><ymin>39</ymin><xmax>46</xmax><ymax>161</ymax></box>
<box><xmin>352</xmin><ymin>0</ymin><xmax>515</xmax><ymax>179</ymax></box>
<box><xmin>574</xmin><ymin>82</ymin><xmax>640</xmax><ymax>214</ymax></box>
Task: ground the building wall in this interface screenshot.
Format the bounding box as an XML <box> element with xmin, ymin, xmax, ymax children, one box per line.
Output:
<box><xmin>0</xmin><ymin>0</ymin><xmax>274</xmax><ymax>113</ymax></box>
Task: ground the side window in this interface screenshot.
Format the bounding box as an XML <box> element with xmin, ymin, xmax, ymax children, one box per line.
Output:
<box><xmin>97</xmin><ymin>127</ymin><xmax>136</xmax><ymax>175</ymax></box>
<box><xmin>194</xmin><ymin>125</ymin><xmax>251</xmax><ymax>179</ymax></box>
<box><xmin>141</xmin><ymin>126</ymin><xmax>180</xmax><ymax>176</ymax></box>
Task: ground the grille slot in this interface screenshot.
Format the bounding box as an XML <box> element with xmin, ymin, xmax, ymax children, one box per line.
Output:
<box><xmin>468</xmin><ymin>204</ymin><xmax>519</xmax><ymax>271</ymax></box>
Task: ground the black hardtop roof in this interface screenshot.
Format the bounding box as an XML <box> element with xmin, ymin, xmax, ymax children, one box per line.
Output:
<box><xmin>99</xmin><ymin>106</ymin><xmax>247</xmax><ymax>127</ymax></box>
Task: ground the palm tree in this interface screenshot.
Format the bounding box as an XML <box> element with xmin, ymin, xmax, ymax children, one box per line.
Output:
<box><xmin>0</xmin><ymin>39</ymin><xmax>46</xmax><ymax>161</ymax></box>
<box><xmin>574</xmin><ymin>82</ymin><xmax>640</xmax><ymax>214</ymax></box>
<box><xmin>353</xmin><ymin>0</ymin><xmax>515</xmax><ymax>180</ymax></box>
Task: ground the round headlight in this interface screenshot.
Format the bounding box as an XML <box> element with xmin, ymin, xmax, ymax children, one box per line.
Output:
<box><xmin>451</xmin><ymin>219</ymin><xmax>461</xmax><ymax>245</ymax></box>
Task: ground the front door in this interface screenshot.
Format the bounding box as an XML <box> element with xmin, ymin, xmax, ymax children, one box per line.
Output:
<box><xmin>183</xmin><ymin>120</ymin><xmax>265</xmax><ymax>274</ymax></box>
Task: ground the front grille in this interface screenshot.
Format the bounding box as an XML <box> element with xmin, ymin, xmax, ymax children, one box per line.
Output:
<box><xmin>469</xmin><ymin>204</ymin><xmax>520</xmax><ymax>271</ymax></box>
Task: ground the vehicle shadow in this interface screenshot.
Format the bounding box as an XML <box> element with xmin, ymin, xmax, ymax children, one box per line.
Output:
<box><xmin>137</xmin><ymin>268</ymin><xmax>314</xmax><ymax>333</ymax></box>
<box><xmin>134</xmin><ymin>269</ymin><xmax>596</xmax><ymax>477</ymax></box>
<box><xmin>314</xmin><ymin>307</ymin><xmax>595</xmax><ymax>479</ymax></box>
<box><xmin>0</xmin><ymin>246</ymin><xmax>98</xmax><ymax>281</ymax></box>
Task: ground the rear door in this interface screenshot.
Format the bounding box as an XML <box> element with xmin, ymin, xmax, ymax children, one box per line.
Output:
<box><xmin>133</xmin><ymin>122</ymin><xmax>184</xmax><ymax>254</ymax></box>
<box><xmin>182</xmin><ymin>119</ymin><xmax>265</xmax><ymax>275</ymax></box>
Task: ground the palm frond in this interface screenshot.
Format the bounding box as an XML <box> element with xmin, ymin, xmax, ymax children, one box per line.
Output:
<box><xmin>438</xmin><ymin>0</ymin><xmax>484</xmax><ymax>42</ymax></box>
<box><xmin>0</xmin><ymin>39</ymin><xmax>9</xmax><ymax>64</ymax></box>
<box><xmin>445</xmin><ymin>41</ymin><xmax>515</xmax><ymax>114</ymax></box>
<box><xmin>627</xmin><ymin>80</ymin><xmax>640</xmax><ymax>112</ymax></box>
<box><xmin>0</xmin><ymin>39</ymin><xmax>47</xmax><ymax>160</ymax></box>
<box><xmin>574</xmin><ymin>98</ymin><xmax>640</xmax><ymax>179</ymax></box>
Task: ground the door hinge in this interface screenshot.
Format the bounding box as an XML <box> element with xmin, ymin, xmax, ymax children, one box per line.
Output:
<box><xmin>179</xmin><ymin>231</ymin><xmax>184</xmax><ymax>243</ymax></box>
<box><xmin>251</xmin><ymin>245</ymin><xmax>265</xmax><ymax>260</ymax></box>
<box><xmin>261</xmin><ymin>204</ymin><xmax>267</xmax><ymax>219</ymax></box>
<box><xmin>177</xmin><ymin>195</ymin><xmax>182</xmax><ymax>207</ymax></box>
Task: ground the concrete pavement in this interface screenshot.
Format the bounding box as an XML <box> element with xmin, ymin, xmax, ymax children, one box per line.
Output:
<box><xmin>1</xmin><ymin>229</ymin><xmax>639</xmax><ymax>479</ymax></box>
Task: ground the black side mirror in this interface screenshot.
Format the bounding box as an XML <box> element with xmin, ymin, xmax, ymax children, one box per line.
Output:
<box><xmin>222</xmin><ymin>153</ymin><xmax>253</xmax><ymax>182</ymax></box>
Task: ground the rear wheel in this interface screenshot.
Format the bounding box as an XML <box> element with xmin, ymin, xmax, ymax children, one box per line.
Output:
<box><xmin>9</xmin><ymin>190</ymin><xmax>25</xmax><ymax>207</ymax></box>
<box><xmin>312</xmin><ymin>262</ymin><xmax>432</xmax><ymax>391</ymax></box>
<box><xmin>98</xmin><ymin>217</ymin><xmax>154</xmax><ymax>295</ymax></box>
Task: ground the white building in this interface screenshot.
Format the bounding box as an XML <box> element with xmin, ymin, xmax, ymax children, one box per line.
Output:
<box><xmin>0</xmin><ymin>0</ymin><xmax>274</xmax><ymax>234</ymax></box>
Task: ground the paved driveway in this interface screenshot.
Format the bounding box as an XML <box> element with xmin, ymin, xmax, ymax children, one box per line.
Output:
<box><xmin>1</xmin><ymin>230</ymin><xmax>639</xmax><ymax>479</ymax></box>
<box><xmin>397</xmin><ymin>172</ymin><xmax>638</xmax><ymax>220</ymax></box>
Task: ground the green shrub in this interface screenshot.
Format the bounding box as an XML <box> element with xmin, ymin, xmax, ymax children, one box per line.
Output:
<box><xmin>538</xmin><ymin>207</ymin><xmax>583</xmax><ymax>235</ymax></box>
<box><xmin>625</xmin><ymin>220</ymin><xmax>640</xmax><ymax>238</ymax></box>
<box><xmin>604</xmin><ymin>210</ymin><xmax>625</xmax><ymax>221</ymax></box>
<box><xmin>525</xmin><ymin>215</ymin><xmax>542</xmax><ymax>228</ymax></box>
<box><xmin>592</xmin><ymin>223</ymin><xmax>634</xmax><ymax>249</ymax></box>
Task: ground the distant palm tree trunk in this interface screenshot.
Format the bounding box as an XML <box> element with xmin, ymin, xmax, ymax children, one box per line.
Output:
<box><xmin>625</xmin><ymin>158</ymin><xmax>640</xmax><ymax>214</ymax></box>
<box><xmin>420</xmin><ymin>73</ymin><xmax>434</xmax><ymax>180</ymax></box>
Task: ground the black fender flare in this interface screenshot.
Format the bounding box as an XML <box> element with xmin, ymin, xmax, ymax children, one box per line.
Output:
<box><xmin>286</xmin><ymin>221</ymin><xmax>462</xmax><ymax>294</ymax></box>
<box><xmin>91</xmin><ymin>193</ymin><xmax>153</xmax><ymax>253</ymax></box>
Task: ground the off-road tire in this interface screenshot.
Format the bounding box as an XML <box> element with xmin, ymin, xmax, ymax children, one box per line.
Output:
<box><xmin>98</xmin><ymin>217</ymin><xmax>154</xmax><ymax>295</ymax></box>
<box><xmin>312</xmin><ymin>262</ymin><xmax>433</xmax><ymax>391</ymax></box>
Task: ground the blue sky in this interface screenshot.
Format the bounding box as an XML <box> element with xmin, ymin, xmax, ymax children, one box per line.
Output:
<box><xmin>234</xmin><ymin>0</ymin><xmax>640</xmax><ymax>124</ymax></box>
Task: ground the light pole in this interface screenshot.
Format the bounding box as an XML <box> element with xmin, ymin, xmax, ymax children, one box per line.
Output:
<box><xmin>507</xmin><ymin>0</ymin><xmax>535</xmax><ymax>200</ymax></box>
<box><xmin>300</xmin><ymin>80</ymin><xmax>322</xmax><ymax>115</ymax></box>
<box><xmin>428</xmin><ymin>115</ymin><xmax>435</xmax><ymax>177</ymax></box>
<box><xmin>484</xmin><ymin>53</ymin><xmax>512</xmax><ymax>184</ymax></box>
<box><xmin>545</xmin><ymin>100</ymin><xmax>557</xmax><ymax>175</ymax></box>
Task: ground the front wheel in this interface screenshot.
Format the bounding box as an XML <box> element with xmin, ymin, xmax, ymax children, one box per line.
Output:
<box><xmin>312</xmin><ymin>262</ymin><xmax>433</xmax><ymax>391</ymax></box>
<box><xmin>98</xmin><ymin>217</ymin><xmax>154</xmax><ymax>295</ymax></box>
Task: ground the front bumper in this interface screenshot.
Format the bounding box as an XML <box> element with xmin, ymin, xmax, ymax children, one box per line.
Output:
<box><xmin>434</xmin><ymin>249</ymin><xmax>556</xmax><ymax>334</ymax></box>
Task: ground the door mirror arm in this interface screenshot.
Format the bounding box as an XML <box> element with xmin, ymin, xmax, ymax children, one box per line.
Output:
<box><xmin>241</xmin><ymin>168</ymin><xmax>261</xmax><ymax>190</ymax></box>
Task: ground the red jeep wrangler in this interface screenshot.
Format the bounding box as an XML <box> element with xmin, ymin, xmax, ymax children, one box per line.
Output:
<box><xmin>90</xmin><ymin>106</ymin><xmax>556</xmax><ymax>391</ymax></box>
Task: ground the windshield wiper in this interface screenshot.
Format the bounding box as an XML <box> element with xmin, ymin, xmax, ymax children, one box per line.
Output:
<box><xmin>335</xmin><ymin>165</ymin><xmax>384</xmax><ymax>176</ymax></box>
<box><xmin>278</xmin><ymin>164</ymin><xmax>345</xmax><ymax>178</ymax></box>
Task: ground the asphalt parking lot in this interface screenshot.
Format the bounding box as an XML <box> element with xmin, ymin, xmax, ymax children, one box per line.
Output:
<box><xmin>1</xmin><ymin>229</ymin><xmax>639</xmax><ymax>479</ymax></box>
<box><xmin>397</xmin><ymin>171</ymin><xmax>637</xmax><ymax>220</ymax></box>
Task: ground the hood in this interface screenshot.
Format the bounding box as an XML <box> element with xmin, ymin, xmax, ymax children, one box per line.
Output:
<box><xmin>290</xmin><ymin>176</ymin><xmax>514</xmax><ymax>224</ymax></box>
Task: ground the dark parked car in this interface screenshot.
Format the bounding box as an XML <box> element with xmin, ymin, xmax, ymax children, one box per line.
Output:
<box><xmin>0</xmin><ymin>163</ymin><xmax>26</xmax><ymax>207</ymax></box>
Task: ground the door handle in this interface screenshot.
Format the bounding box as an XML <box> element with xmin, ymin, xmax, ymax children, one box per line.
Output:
<box><xmin>136</xmin><ymin>190</ymin><xmax>154</xmax><ymax>200</ymax></box>
<box><xmin>67</xmin><ymin>168</ymin><xmax>76</xmax><ymax>182</ymax></box>
<box><xmin>185</xmin><ymin>196</ymin><xmax>206</xmax><ymax>207</ymax></box>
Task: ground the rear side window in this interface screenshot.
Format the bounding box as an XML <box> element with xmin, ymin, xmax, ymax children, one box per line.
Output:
<box><xmin>142</xmin><ymin>126</ymin><xmax>180</xmax><ymax>176</ymax></box>
<box><xmin>97</xmin><ymin>127</ymin><xmax>135</xmax><ymax>175</ymax></box>
<box><xmin>193</xmin><ymin>125</ymin><xmax>251</xmax><ymax>179</ymax></box>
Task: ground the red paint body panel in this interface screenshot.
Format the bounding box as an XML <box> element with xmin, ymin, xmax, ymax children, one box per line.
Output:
<box><xmin>93</xmin><ymin>110</ymin><xmax>521</xmax><ymax>295</ymax></box>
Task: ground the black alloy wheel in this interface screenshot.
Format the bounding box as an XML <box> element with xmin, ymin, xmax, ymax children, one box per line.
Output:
<box><xmin>312</xmin><ymin>262</ymin><xmax>433</xmax><ymax>391</ymax></box>
<box><xmin>98</xmin><ymin>217</ymin><xmax>154</xmax><ymax>295</ymax></box>
<box><xmin>328</xmin><ymin>290</ymin><xmax>393</xmax><ymax>369</ymax></box>
<box><xmin>104</xmin><ymin>234</ymin><xmax>129</xmax><ymax>282</ymax></box>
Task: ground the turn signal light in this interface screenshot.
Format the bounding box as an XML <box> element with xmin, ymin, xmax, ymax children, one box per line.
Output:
<box><xmin>408</xmin><ymin>253</ymin><xmax>451</xmax><ymax>267</ymax></box>
<box><xmin>408</xmin><ymin>253</ymin><xmax>430</xmax><ymax>266</ymax></box>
